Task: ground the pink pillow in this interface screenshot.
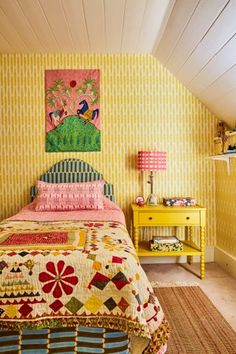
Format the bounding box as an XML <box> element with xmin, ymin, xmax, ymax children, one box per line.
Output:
<box><xmin>35</xmin><ymin>180</ymin><xmax>104</xmax><ymax>211</ymax></box>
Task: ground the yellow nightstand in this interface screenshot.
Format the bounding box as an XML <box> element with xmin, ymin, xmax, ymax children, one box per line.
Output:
<box><xmin>131</xmin><ymin>203</ymin><xmax>206</xmax><ymax>279</ymax></box>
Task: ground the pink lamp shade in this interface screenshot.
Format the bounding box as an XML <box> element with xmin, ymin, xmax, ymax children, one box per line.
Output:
<box><xmin>137</xmin><ymin>151</ymin><xmax>167</xmax><ymax>205</ymax></box>
<box><xmin>137</xmin><ymin>151</ymin><xmax>167</xmax><ymax>171</ymax></box>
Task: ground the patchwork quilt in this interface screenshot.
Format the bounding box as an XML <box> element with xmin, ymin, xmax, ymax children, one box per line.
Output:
<box><xmin>0</xmin><ymin>219</ymin><xmax>169</xmax><ymax>353</ymax></box>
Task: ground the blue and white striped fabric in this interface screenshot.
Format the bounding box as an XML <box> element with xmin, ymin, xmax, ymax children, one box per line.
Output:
<box><xmin>0</xmin><ymin>327</ymin><xmax>130</xmax><ymax>353</ymax></box>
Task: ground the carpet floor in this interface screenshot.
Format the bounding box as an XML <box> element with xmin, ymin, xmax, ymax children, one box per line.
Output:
<box><xmin>153</xmin><ymin>283</ymin><xmax>236</xmax><ymax>354</ymax></box>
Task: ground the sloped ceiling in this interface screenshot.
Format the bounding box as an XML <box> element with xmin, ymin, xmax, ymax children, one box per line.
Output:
<box><xmin>153</xmin><ymin>0</ymin><xmax>236</xmax><ymax>128</ymax></box>
<box><xmin>0</xmin><ymin>0</ymin><xmax>235</xmax><ymax>128</ymax></box>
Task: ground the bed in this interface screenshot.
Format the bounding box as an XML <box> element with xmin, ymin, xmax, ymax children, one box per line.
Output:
<box><xmin>0</xmin><ymin>159</ymin><xmax>169</xmax><ymax>353</ymax></box>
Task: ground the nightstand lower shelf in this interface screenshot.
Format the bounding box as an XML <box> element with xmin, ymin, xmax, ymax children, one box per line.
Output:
<box><xmin>137</xmin><ymin>241</ymin><xmax>201</xmax><ymax>257</ymax></box>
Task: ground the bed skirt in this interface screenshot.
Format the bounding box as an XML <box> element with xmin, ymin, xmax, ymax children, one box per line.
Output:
<box><xmin>0</xmin><ymin>326</ymin><xmax>129</xmax><ymax>353</ymax></box>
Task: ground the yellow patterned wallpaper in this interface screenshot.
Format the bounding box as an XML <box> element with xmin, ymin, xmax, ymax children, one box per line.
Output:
<box><xmin>0</xmin><ymin>53</ymin><xmax>217</xmax><ymax>245</ymax></box>
<box><xmin>215</xmin><ymin>132</ymin><xmax>236</xmax><ymax>257</ymax></box>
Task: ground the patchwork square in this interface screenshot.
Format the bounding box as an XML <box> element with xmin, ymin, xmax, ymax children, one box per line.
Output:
<box><xmin>50</xmin><ymin>300</ymin><xmax>63</xmax><ymax>313</ymax></box>
<box><xmin>19</xmin><ymin>304</ymin><xmax>33</xmax><ymax>317</ymax></box>
<box><xmin>111</xmin><ymin>272</ymin><xmax>129</xmax><ymax>290</ymax></box>
<box><xmin>118</xmin><ymin>298</ymin><xmax>129</xmax><ymax>312</ymax></box>
<box><xmin>0</xmin><ymin>230</ymin><xmax>86</xmax><ymax>251</ymax></box>
<box><xmin>104</xmin><ymin>297</ymin><xmax>117</xmax><ymax>311</ymax></box>
<box><xmin>89</xmin><ymin>272</ymin><xmax>110</xmax><ymax>290</ymax></box>
<box><xmin>84</xmin><ymin>296</ymin><xmax>103</xmax><ymax>313</ymax></box>
<box><xmin>65</xmin><ymin>297</ymin><xmax>83</xmax><ymax>314</ymax></box>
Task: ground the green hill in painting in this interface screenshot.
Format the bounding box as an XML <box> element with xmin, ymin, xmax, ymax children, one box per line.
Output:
<box><xmin>46</xmin><ymin>115</ymin><xmax>100</xmax><ymax>152</ymax></box>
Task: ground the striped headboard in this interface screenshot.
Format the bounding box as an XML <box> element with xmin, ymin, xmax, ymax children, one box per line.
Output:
<box><xmin>30</xmin><ymin>159</ymin><xmax>115</xmax><ymax>202</ymax></box>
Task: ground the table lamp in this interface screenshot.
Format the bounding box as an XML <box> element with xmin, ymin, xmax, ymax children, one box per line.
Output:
<box><xmin>137</xmin><ymin>151</ymin><xmax>167</xmax><ymax>205</ymax></box>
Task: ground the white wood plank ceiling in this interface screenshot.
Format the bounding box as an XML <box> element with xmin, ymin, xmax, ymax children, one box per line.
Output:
<box><xmin>0</xmin><ymin>0</ymin><xmax>235</xmax><ymax>127</ymax></box>
<box><xmin>154</xmin><ymin>0</ymin><xmax>236</xmax><ymax>128</ymax></box>
<box><xmin>0</xmin><ymin>0</ymin><xmax>173</xmax><ymax>53</ymax></box>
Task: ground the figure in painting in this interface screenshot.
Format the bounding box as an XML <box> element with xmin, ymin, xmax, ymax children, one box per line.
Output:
<box><xmin>77</xmin><ymin>100</ymin><xmax>99</xmax><ymax>124</ymax></box>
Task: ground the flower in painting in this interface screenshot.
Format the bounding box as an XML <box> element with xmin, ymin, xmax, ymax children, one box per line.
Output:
<box><xmin>39</xmin><ymin>260</ymin><xmax>78</xmax><ymax>298</ymax></box>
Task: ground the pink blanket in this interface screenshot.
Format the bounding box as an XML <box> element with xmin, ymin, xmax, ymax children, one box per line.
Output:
<box><xmin>7</xmin><ymin>198</ymin><xmax>126</xmax><ymax>225</ymax></box>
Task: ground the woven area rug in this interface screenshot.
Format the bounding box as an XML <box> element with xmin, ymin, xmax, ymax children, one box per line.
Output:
<box><xmin>153</xmin><ymin>282</ymin><xmax>236</xmax><ymax>354</ymax></box>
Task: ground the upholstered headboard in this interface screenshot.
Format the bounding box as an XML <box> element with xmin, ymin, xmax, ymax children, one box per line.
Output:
<box><xmin>30</xmin><ymin>159</ymin><xmax>115</xmax><ymax>202</ymax></box>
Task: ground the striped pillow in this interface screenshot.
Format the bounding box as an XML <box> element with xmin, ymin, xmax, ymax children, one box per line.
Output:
<box><xmin>35</xmin><ymin>180</ymin><xmax>104</xmax><ymax>211</ymax></box>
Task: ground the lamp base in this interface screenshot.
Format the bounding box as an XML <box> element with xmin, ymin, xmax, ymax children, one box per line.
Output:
<box><xmin>146</xmin><ymin>193</ymin><xmax>158</xmax><ymax>205</ymax></box>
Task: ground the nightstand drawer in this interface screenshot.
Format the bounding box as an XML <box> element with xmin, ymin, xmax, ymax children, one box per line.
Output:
<box><xmin>138</xmin><ymin>212</ymin><xmax>200</xmax><ymax>226</ymax></box>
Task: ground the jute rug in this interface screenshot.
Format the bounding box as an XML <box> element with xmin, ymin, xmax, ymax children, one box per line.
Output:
<box><xmin>153</xmin><ymin>282</ymin><xmax>236</xmax><ymax>354</ymax></box>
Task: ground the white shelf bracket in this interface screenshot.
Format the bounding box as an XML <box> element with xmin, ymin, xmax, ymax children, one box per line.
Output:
<box><xmin>225</xmin><ymin>158</ymin><xmax>230</xmax><ymax>176</ymax></box>
<box><xmin>209</xmin><ymin>153</ymin><xmax>236</xmax><ymax>175</ymax></box>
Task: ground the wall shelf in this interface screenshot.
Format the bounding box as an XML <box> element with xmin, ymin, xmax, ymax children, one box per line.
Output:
<box><xmin>209</xmin><ymin>153</ymin><xmax>236</xmax><ymax>175</ymax></box>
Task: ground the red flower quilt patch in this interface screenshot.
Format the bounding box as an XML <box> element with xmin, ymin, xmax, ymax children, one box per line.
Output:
<box><xmin>39</xmin><ymin>260</ymin><xmax>78</xmax><ymax>298</ymax></box>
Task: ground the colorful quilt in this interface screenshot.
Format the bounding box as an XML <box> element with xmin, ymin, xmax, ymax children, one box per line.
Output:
<box><xmin>0</xmin><ymin>219</ymin><xmax>169</xmax><ymax>353</ymax></box>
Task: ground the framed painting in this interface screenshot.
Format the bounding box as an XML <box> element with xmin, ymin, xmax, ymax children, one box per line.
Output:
<box><xmin>45</xmin><ymin>69</ymin><xmax>100</xmax><ymax>152</ymax></box>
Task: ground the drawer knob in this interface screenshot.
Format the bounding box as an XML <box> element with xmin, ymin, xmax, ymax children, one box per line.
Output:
<box><xmin>149</xmin><ymin>217</ymin><xmax>153</xmax><ymax>220</ymax></box>
<box><xmin>186</xmin><ymin>217</ymin><xmax>190</xmax><ymax>220</ymax></box>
